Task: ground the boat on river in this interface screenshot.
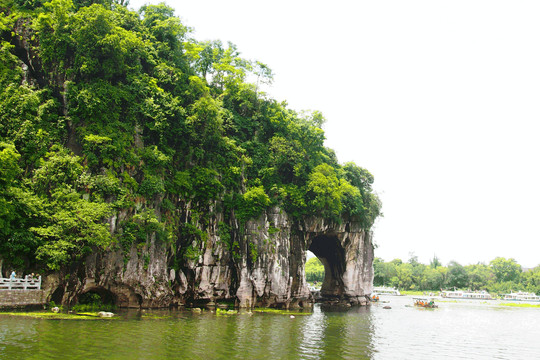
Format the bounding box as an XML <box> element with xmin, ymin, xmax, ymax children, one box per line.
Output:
<box><xmin>502</xmin><ymin>291</ymin><xmax>540</xmax><ymax>302</ymax></box>
<box><xmin>373</xmin><ymin>287</ymin><xmax>401</xmax><ymax>296</ymax></box>
<box><xmin>413</xmin><ymin>298</ymin><xmax>438</xmax><ymax>308</ymax></box>
<box><xmin>440</xmin><ymin>290</ymin><xmax>493</xmax><ymax>300</ymax></box>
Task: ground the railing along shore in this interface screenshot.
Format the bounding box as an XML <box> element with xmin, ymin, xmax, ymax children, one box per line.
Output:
<box><xmin>0</xmin><ymin>276</ymin><xmax>42</xmax><ymax>290</ymax></box>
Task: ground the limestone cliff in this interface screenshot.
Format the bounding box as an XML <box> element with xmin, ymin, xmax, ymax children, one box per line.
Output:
<box><xmin>3</xmin><ymin>4</ymin><xmax>379</xmax><ymax>310</ymax></box>
<box><xmin>45</xmin><ymin>207</ymin><xmax>373</xmax><ymax>309</ymax></box>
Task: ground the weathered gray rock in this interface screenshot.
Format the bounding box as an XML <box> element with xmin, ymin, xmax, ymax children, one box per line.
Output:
<box><xmin>48</xmin><ymin>206</ymin><xmax>373</xmax><ymax>309</ymax></box>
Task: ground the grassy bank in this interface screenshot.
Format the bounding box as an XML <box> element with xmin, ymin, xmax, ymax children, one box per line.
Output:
<box><xmin>498</xmin><ymin>302</ymin><xmax>540</xmax><ymax>308</ymax></box>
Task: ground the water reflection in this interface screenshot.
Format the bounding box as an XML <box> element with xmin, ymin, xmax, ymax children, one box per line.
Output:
<box><xmin>0</xmin><ymin>316</ymin><xmax>38</xmax><ymax>354</ymax></box>
<box><xmin>298</xmin><ymin>304</ymin><xmax>327</xmax><ymax>359</ymax></box>
<box><xmin>1</xmin><ymin>300</ymin><xmax>540</xmax><ymax>359</ymax></box>
<box><xmin>296</xmin><ymin>305</ymin><xmax>374</xmax><ymax>359</ymax></box>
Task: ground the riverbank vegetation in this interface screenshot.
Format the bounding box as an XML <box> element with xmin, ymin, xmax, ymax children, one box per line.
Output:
<box><xmin>305</xmin><ymin>257</ymin><xmax>324</xmax><ymax>283</ymax></box>
<box><xmin>0</xmin><ymin>1</ymin><xmax>381</xmax><ymax>274</ymax></box>
<box><xmin>253</xmin><ymin>308</ymin><xmax>311</xmax><ymax>316</ymax></box>
<box><xmin>373</xmin><ymin>256</ymin><xmax>540</xmax><ymax>295</ymax></box>
<box><xmin>498</xmin><ymin>302</ymin><xmax>540</xmax><ymax>308</ymax></box>
<box><xmin>0</xmin><ymin>311</ymin><xmax>117</xmax><ymax>320</ymax></box>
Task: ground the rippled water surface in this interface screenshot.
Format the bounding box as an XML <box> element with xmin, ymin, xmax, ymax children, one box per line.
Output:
<box><xmin>1</xmin><ymin>296</ymin><xmax>539</xmax><ymax>359</ymax></box>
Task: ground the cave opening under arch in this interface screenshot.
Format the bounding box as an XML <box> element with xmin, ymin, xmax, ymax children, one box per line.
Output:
<box><xmin>78</xmin><ymin>287</ymin><xmax>117</xmax><ymax>307</ymax></box>
<box><xmin>307</xmin><ymin>234</ymin><xmax>347</xmax><ymax>300</ymax></box>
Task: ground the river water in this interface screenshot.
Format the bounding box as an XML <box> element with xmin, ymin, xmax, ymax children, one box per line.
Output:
<box><xmin>1</xmin><ymin>296</ymin><xmax>539</xmax><ymax>359</ymax></box>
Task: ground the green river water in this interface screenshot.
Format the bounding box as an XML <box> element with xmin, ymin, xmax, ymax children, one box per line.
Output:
<box><xmin>1</xmin><ymin>296</ymin><xmax>539</xmax><ymax>359</ymax></box>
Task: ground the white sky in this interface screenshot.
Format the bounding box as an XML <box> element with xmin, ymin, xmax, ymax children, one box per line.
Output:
<box><xmin>129</xmin><ymin>0</ymin><xmax>540</xmax><ymax>268</ymax></box>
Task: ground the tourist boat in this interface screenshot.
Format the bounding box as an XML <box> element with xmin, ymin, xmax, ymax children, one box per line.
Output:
<box><xmin>502</xmin><ymin>291</ymin><xmax>540</xmax><ymax>302</ymax></box>
<box><xmin>373</xmin><ymin>287</ymin><xmax>401</xmax><ymax>296</ymax></box>
<box><xmin>413</xmin><ymin>298</ymin><xmax>438</xmax><ymax>308</ymax></box>
<box><xmin>371</xmin><ymin>294</ymin><xmax>380</xmax><ymax>302</ymax></box>
<box><xmin>440</xmin><ymin>290</ymin><xmax>493</xmax><ymax>300</ymax></box>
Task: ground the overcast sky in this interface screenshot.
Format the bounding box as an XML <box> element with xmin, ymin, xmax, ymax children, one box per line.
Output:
<box><xmin>129</xmin><ymin>0</ymin><xmax>540</xmax><ymax>268</ymax></box>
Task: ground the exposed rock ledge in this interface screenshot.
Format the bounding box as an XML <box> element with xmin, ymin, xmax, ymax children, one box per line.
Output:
<box><xmin>43</xmin><ymin>207</ymin><xmax>373</xmax><ymax>309</ymax></box>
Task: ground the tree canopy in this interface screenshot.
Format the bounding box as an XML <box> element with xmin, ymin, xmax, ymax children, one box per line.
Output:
<box><xmin>0</xmin><ymin>1</ymin><xmax>381</xmax><ymax>272</ymax></box>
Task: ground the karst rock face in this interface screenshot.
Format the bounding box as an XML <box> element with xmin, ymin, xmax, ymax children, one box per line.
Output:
<box><xmin>48</xmin><ymin>207</ymin><xmax>373</xmax><ymax>308</ymax></box>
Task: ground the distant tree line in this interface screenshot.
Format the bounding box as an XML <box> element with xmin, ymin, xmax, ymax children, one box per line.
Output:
<box><xmin>373</xmin><ymin>255</ymin><xmax>540</xmax><ymax>295</ymax></box>
<box><xmin>305</xmin><ymin>257</ymin><xmax>324</xmax><ymax>282</ymax></box>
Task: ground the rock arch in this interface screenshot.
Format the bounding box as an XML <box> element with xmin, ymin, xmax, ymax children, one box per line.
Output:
<box><xmin>303</xmin><ymin>219</ymin><xmax>374</xmax><ymax>306</ymax></box>
<box><xmin>234</xmin><ymin>211</ymin><xmax>374</xmax><ymax>308</ymax></box>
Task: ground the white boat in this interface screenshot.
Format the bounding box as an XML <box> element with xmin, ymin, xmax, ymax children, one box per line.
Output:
<box><xmin>503</xmin><ymin>291</ymin><xmax>540</xmax><ymax>302</ymax></box>
<box><xmin>373</xmin><ymin>287</ymin><xmax>401</xmax><ymax>296</ymax></box>
<box><xmin>440</xmin><ymin>290</ymin><xmax>493</xmax><ymax>300</ymax></box>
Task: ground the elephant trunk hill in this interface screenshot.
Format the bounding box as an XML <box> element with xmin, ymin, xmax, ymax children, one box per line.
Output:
<box><xmin>0</xmin><ymin>2</ymin><xmax>380</xmax><ymax>308</ymax></box>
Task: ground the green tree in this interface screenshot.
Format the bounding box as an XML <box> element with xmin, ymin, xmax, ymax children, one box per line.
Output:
<box><xmin>342</xmin><ymin>163</ymin><xmax>381</xmax><ymax>227</ymax></box>
<box><xmin>0</xmin><ymin>143</ymin><xmax>42</xmax><ymax>267</ymax></box>
<box><xmin>374</xmin><ymin>258</ymin><xmax>398</xmax><ymax>287</ymax></box>
<box><xmin>305</xmin><ymin>257</ymin><xmax>324</xmax><ymax>282</ymax></box>
<box><xmin>0</xmin><ymin>143</ymin><xmax>21</xmax><ymax>235</ymax></box>
<box><xmin>421</xmin><ymin>267</ymin><xmax>445</xmax><ymax>290</ymax></box>
<box><xmin>390</xmin><ymin>258</ymin><xmax>403</xmax><ymax>266</ymax></box>
<box><xmin>307</xmin><ymin>164</ymin><xmax>343</xmax><ymax>220</ymax></box>
<box><xmin>238</xmin><ymin>185</ymin><xmax>270</xmax><ymax>221</ymax></box>
<box><xmin>490</xmin><ymin>257</ymin><xmax>522</xmax><ymax>283</ymax></box>
<box><xmin>29</xmin><ymin>146</ymin><xmax>113</xmax><ymax>270</ymax></box>
<box><xmin>390</xmin><ymin>263</ymin><xmax>414</xmax><ymax>290</ymax></box>
<box><xmin>430</xmin><ymin>255</ymin><xmax>441</xmax><ymax>268</ymax></box>
<box><xmin>306</xmin><ymin>164</ymin><xmax>362</xmax><ymax>221</ymax></box>
<box><xmin>447</xmin><ymin>261</ymin><xmax>468</xmax><ymax>289</ymax></box>
<box><xmin>465</xmin><ymin>263</ymin><xmax>494</xmax><ymax>290</ymax></box>
<box><xmin>520</xmin><ymin>266</ymin><xmax>540</xmax><ymax>294</ymax></box>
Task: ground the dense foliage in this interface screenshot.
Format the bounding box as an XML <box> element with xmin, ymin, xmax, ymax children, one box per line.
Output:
<box><xmin>0</xmin><ymin>1</ymin><xmax>381</xmax><ymax>272</ymax></box>
<box><xmin>374</xmin><ymin>256</ymin><xmax>540</xmax><ymax>295</ymax></box>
